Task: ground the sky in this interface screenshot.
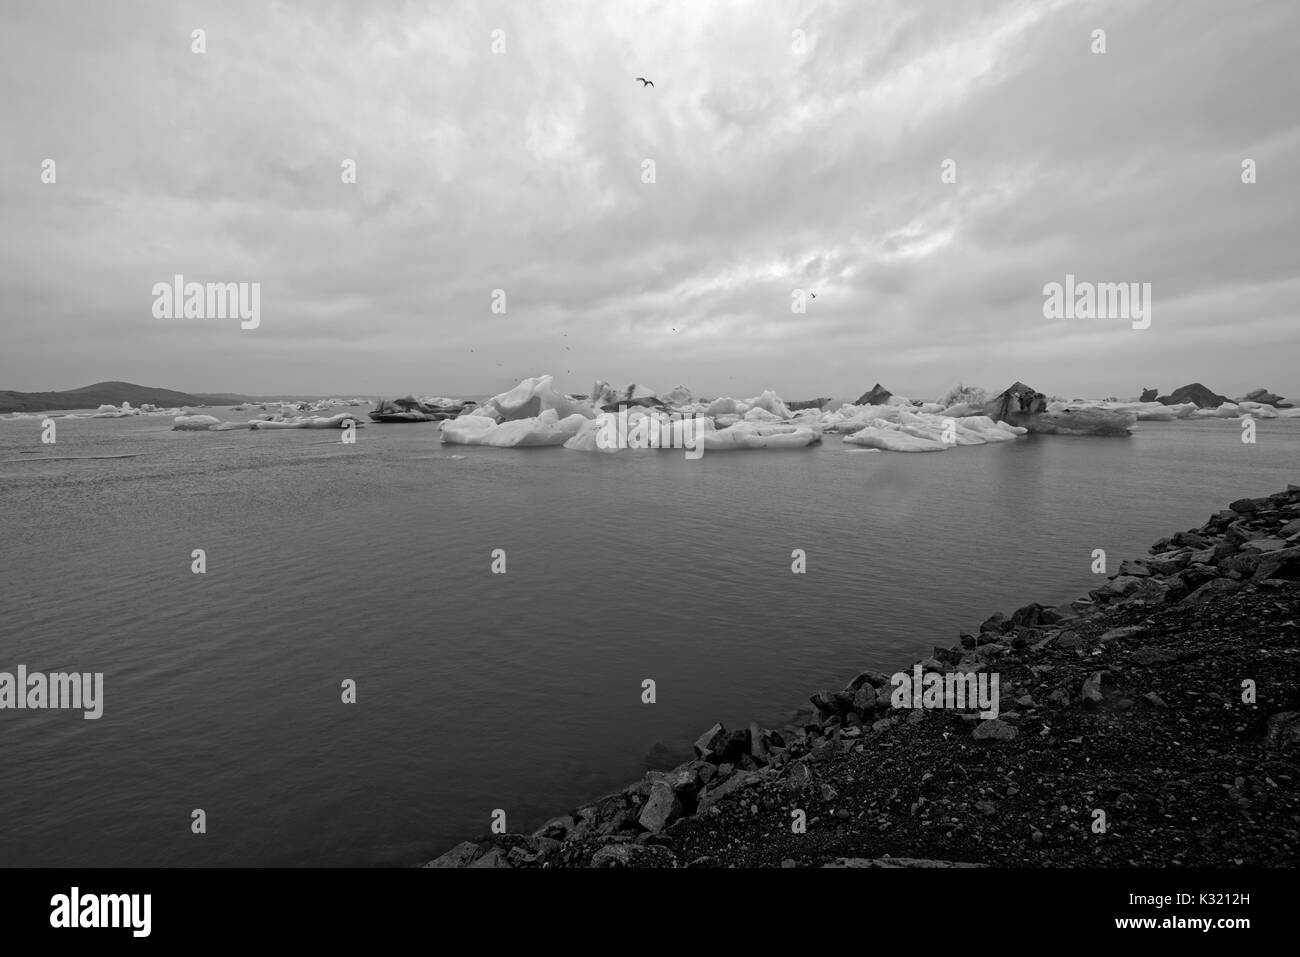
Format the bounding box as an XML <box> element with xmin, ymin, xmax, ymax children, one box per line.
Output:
<box><xmin>1</xmin><ymin>0</ymin><xmax>1297</xmax><ymax>402</ymax></box>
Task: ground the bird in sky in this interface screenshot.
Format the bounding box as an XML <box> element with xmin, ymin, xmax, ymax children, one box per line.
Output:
<box><xmin>636</xmin><ymin>77</ymin><xmax>654</xmax><ymax>87</ymax></box>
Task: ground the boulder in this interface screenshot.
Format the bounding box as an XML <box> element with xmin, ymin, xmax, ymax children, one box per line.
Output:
<box><xmin>972</xmin><ymin>719</ymin><xmax>1017</xmax><ymax>741</ymax></box>
<box><xmin>1080</xmin><ymin>672</ymin><xmax>1106</xmax><ymax>707</ymax></box>
<box><xmin>423</xmin><ymin>841</ymin><xmax>481</xmax><ymax>867</ymax></box>
<box><xmin>1009</xmin><ymin>603</ymin><xmax>1047</xmax><ymax>628</ymax></box>
<box><xmin>693</xmin><ymin>723</ymin><xmax>727</xmax><ymax>761</ymax></box>
<box><xmin>467</xmin><ymin>847</ymin><xmax>511</xmax><ymax>868</ymax></box>
<box><xmin>1090</xmin><ymin>575</ymin><xmax>1145</xmax><ymax>603</ymax></box>
<box><xmin>1140</xmin><ymin>387</ymin><xmax>1159</xmax><ymax>402</ymax></box>
<box><xmin>1252</xmin><ymin>546</ymin><xmax>1300</xmax><ymax>581</ymax></box>
<box><xmin>590</xmin><ymin>843</ymin><xmax>676</xmax><ymax>868</ymax></box>
<box><xmin>720</xmin><ymin>728</ymin><xmax>752</xmax><ymax>763</ymax></box>
<box><xmin>1185</xmin><ymin>577</ymin><xmax>1244</xmax><ymax>604</ymax></box>
<box><xmin>531</xmin><ymin>816</ymin><xmax>574</xmax><ymax>840</ymax></box>
<box><xmin>1264</xmin><ymin>712</ymin><xmax>1300</xmax><ymax>751</ymax></box>
<box><xmin>748</xmin><ymin>721</ymin><xmax>769</xmax><ymax>762</ymax></box>
<box><xmin>637</xmin><ymin>782</ymin><xmax>683</xmax><ymax>834</ymax></box>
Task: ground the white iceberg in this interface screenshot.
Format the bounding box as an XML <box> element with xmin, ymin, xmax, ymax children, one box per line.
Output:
<box><xmin>702</xmin><ymin>422</ymin><xmax>820</xmax><ymax>451</ymax></box>
<box><xmin>441</xmin><ymin>408</ymin><xmax>588</xmax><ymax>447</ymax></box>
<box><xmin>704</xmin><ymin>397</ymin><xmax>749</xmax><ymax>417</ymax></box>
<box><xmin>483</xmin><ymin>375</ymin><xmax>596</xmax><ymax>422</ymax></box>
<box><xmin>744</xmin><ymin>390</ymin><xmax>792</xmax><ymax>419</ymax></box>
<box><xmin>563</xmin><ymin>409</ymin><xmax>712</xmax><ymax>454</ymax></box>
<box><xmin>172</xmin><ymin>415</ymin><xmax>222</xmax><ymax>431</ymax></box>
<box><xmin>844</xmin><ymin>426</ymin><xmax>948</xmax><ymax>452</ymax></box>
<box><xmin>247</xmin><ymin>413</ymin><xmax>362</xmax><ymax>430</ymax></box>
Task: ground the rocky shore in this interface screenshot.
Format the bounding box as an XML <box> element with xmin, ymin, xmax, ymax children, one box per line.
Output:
<box><xmin>426</xmin><ymin>487</ymin><xmax>1300</xmax><ymax>868</ymax></box>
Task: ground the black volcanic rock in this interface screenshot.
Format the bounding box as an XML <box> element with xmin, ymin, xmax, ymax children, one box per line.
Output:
<box><xmin>854</xmin><ymin>383</ymin><xmax>892</xmax><ymax>406</ymax></box>
<box><xmin>1156</xmin><ymin>382</ymin><xmax>1227</xmax><ymax>408</ymax></box>
<box><xmin>1140</xmin><ymin>387</ymin><xmax>1159</xmax><ymax>402</ymax></box>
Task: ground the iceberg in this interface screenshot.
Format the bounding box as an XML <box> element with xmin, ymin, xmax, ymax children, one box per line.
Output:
<box><xmin>745</xmin><ymin>390</ymin><xmax>792</xmax><ymax>419</ymax></box>
<box><xmin>704</xmin><ymin>397</ymin><xmax>749</xmax><ymax>417</ymax></box>
<box><xmin>983</xmin><ymin>382</ymin><xmax>1136</xmax><ymax>435</ymax></box>
<box><xmin>248</xmin><ymin>413</ymin><xmax>362</xmax><ymax>430</ymax></box>
<box><xmin>1191</xmin><ymin>403</ymin><xmax>1242</xmax><ymax>419</ymax></box>
<box><xmin>701</xmin><ymin>422</ymin><xmax>820</xmax><ymax>451</ymax></box>
<box><xmin>484</xmin><ymin>375</ymin><xmax>596</xmax><ymax>422</ymax></box>
<box><xmin>841</xmin><ymin>412</ymin><xmax>1023</xmax><ymax>452</ymax></box>
<box><xmin>1044</xmin><ymin>399</ymin><xmax>1196</xmax><ymax>421</ymax></box>
<box><xmin>563</xmin><ymin>409</ymin><xmax>712</xmax><ymax>454</ymax></box>
<box><xmin>589</xmin><ymin>380</ymin><xmax>660</xmax><ymax>410</ymax></box>
<box><xmin>172</xmin><ymin>415</ymin><xmax>222</xmax><ymax>431</ymax></box>
<box><xmin>844</xmin><ymin>426</ymin><xmax>948</xmax><ymax>452</ymax></box>
<box><xmin>938</xmin><ymin>383</ymin><xmax>990</xmax><ymax>410</ymax></box>
<box><xmin>1237</xmin><ymin>401</ymin><xmax>1279</xmax><ymax>418</ymax></box>
<box><xmin>1031</xmin><ymin>409</ymin><xmax>1137</xmax><ymax>436</ymax></box>
<box><xmin>92</xmin><ymin>401</ymin><xmax>137</xmax><ymax>418</ymax></box>
<box><xmin>1237</xmin><ymin>387</ymin><xmax>1291</xmax><ymax>408</ymax></box>
<box><xmin>369</xmin><ymin>395</ymin><xmax>471</xmax><ymax>422</ymax></box>
<box><xmin>441</xmin><ymin>408</ymin><xmax>588</xmax><ymax>447</ymax></box>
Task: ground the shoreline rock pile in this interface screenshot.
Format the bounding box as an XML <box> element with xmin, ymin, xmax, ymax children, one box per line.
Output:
<box><xmin>425</xmin><ymin>486</ymin><xmax>1300</xmax><ymax>868</ymax></box>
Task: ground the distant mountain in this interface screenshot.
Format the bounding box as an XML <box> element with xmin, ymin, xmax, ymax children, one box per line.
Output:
<box><xmin>0</xmin><ymin>380</ymin><xmax>252</xmax><ymax>413</ymax></box>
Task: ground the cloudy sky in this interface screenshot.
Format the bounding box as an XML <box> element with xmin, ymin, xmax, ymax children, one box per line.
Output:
<box><xmin>1</xmin><ymin>0</ymin><xmax>1296</xmax><ymax>401</ymax></box>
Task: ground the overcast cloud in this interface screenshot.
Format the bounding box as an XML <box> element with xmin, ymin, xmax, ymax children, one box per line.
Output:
<box><xmin>1</xmin><ymin>0</ymin><xmax>1296</xmax><ymax>401</ymax></box>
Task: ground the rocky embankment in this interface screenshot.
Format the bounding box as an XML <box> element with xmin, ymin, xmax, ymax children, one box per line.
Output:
<box><xmin>426</xmin><ymin>487</ymin><xmax>1300</xmax><ymax>868</ymax></box>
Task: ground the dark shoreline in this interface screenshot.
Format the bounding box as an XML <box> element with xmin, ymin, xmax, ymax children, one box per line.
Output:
<box><xmin>425</xmin><ymin>487</ymin><xmax>1300</xmax><ymax>868</ymax></box>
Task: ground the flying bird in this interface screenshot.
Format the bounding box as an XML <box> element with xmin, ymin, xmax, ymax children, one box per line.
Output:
<box><xmin>636</xmin><ymin>77</ymin><xmax>654</xmax><ymax>87</ymax></box>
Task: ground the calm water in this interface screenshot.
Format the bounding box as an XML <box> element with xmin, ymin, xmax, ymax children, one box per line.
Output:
<box><xmin>1</xmin><ymin>409</ymin><xmax>1296</xmax><ymax>866</ymax></box>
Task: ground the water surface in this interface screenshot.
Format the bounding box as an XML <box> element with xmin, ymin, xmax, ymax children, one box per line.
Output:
<box><xmin>1</xmin><ymin>410</ymin><xmax>1295</xmax><ymax>866</ymax></box>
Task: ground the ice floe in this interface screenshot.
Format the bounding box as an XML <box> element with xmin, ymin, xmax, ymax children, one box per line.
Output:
<box><xmin>441</xmin><ymin>408</ymin><xmax>589</xmax><ymax>447</ymax></box>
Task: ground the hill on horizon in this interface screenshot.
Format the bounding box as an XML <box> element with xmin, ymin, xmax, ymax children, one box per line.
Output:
<box><xmin>0</xmin><ymin>380</ymin><xmax>284</xmax><ymax>413</ymax></box>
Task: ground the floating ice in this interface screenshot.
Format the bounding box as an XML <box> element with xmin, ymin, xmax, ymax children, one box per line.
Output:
<box><xmin>441</xmin><ymin>408</ymin><xmax>588</xmax><ymax>447</ymax></box>
<box><xmin>248</xmin><ymin>413</ymin><xmax>362</xmax><ymax>430</ymax></box>
<box><xmin>704</xmin><ymin>397</ymin><xmax>748</xmax><ymax>417</ymax></box>
<box><xmin>483</xmin><ymin>375</ymin><xmax>596</xmax><ymax>422</ymax></box>
<box><xmin>844</xmin><ymin>427</ymin><xmax>948</xmax><ymax>452</ymax></box>
<box><xmin>562</xmin><ymin>408</ymin><xmax>710</xmax><ymax>454</ymax></box>
<box><xmin>172</xmin><ymin>415</ymin><xmax>222</xmax><ymax>431</ymax></box>
<box><xmin>745</xmin><ymin>390</ymin><xmax>792</xmax><ymax>419</ymax></box>
<box><xmin>702</xmin><ymin>422</ymin><xmax>820</xmax><ymax>450</ymax></box>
